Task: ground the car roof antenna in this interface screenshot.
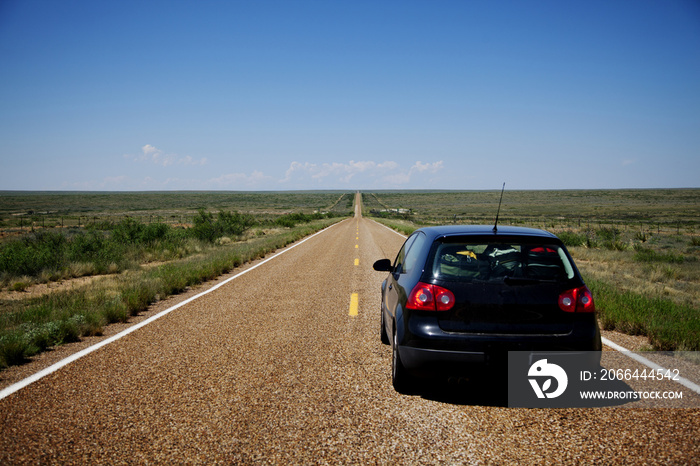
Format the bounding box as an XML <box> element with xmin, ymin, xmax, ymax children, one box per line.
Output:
<box><xmin>493</xmin><ymin>182</ymin><xmax>506</xmax><ymax>233</ymax></box>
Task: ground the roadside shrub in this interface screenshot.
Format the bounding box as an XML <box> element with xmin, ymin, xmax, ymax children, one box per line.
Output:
<box><xmin>112</xmin><ymin>218</ymin><xmax>169</xmax><ymax>245</ymax></box>
<box><xmin>141</xmin><ymin>222</ymin><xmax>170</xmax><ymax>244</ymax></box>
<box><xmin>635</xmin><ymin>231</ymin><xmax>649</xmax><ymax>243</ymax></box>
<box><xmin>68</xmin><ymin>262</ymin><xmax>97</xmax><ymax>278</ymax></box>
<box><xmin>120</xmin><ymin>281</ymin><xmax>159</xmax><ymax>315</ymax></box>
<box><xmin>602</xmin><ymin>240</ymin><xmax>628</xmax><ymax>251</ymax></box>
<box><xmin>0</xmin><ymin>332</ymin><xmax>30</xmax><ymax>367</ymax></box>
<box><xmin>217</xmin><ymin>211</ymin><xmax>255</xmax><ymax>237</ymax></box>
<box><xmin>274</xmin><ymin>212</ymin><xmax>327</xmax><ymax>228</ymax></box>
<box><xmin>593</xmin><ymin>228</ymin><xmax>628</xmax><ymax>250</ymax></box>
<box><xmin>597</xmin><ymin>227</ymin><xmax>620</xmax><ymax>241</ymax></box>
<box><xmin>103</xmin><ymin>299</ymin><xmax>128</xmax><ymax>324</ymax></box>
<box><xmin>111</xmin><ymin>218</ymin><xmax>144</xmax><ymax>244</ymax></box>
<box><xmin>191</xmin><ymin>209</ymin><xmax>254</xmax><ymax>242</ymax></box>
<box><xmin>22</xmin><ymin>322</ymin><xmax>57</xmax><ymax>353</ymax></box>
<box><xmin>191</xmin><ymin>210</ymin><xmax>219</xmax><ymax>242</ymax></box>
<box><xmin>49</xmin><ymin>317</ymin><xmax>83</xmax><ymax>345</ymax></box>
<box><xmin>0</xmin><ymin>231</ymin><xmax>67</xmax><ymax>276</ymax></box>
<box><xmin>370</xmin><ymin>210</ymin><xmax>413</xmax><ymax>221</ymax></box>
<box><xmin>0</xmin><ymin>218</ymin><xmax>198</xmax><ymax>283</ymax></box>
<box><xmin>70</xmin><ymin>230</ymin><xmax>130</xmax><ymax>273</ymax></box>
<box><xmin>10</xmin><ymin>278</ymin><xmax>31</xmax><ymax>292</ymax></box>
<box><xmin>557</xmin><ymin>231</ymin><xmax>588</xmax><ymax>247</ymax></box>
<box><xmin>1</xmin><ymin>315</ymin><xmax>87</xmax><ymax>365</ymax></box>
<box><xmin>275</xmin><ymin>215</ymin><xmax>298</xmax><ymax>228</ymax></box>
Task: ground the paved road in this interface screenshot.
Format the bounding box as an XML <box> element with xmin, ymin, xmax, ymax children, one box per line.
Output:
<box><xmin>0</xmin><ymin>202</ymin><xmax>697</xmax><ymax>463</ymax></box>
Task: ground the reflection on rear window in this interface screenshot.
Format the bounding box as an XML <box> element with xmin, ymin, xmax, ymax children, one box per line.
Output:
<box><xmin>432</xmin><ymin>242</ymin><xmax>574</xmax><ymax>281</ymax></box>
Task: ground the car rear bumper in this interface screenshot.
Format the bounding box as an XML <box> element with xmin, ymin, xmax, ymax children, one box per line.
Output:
<box><xmin>399</xmin><ymin>317</ymin><xmax>601</xmax><ymax>377</ymax></box>
<box><xmin>399</xmin><ymin>345</ymin><xmax>601</xmax><ymax>379</ymax></box>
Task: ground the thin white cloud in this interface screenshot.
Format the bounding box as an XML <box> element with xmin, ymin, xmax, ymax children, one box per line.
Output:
<box><xmin>62</xmin><ymin>176</ymin><xmax>130</xmax><ymax>190</ymax></box>
<box><xmin>103</xmin><ymin>155</ymin><xmax>443</xmax><ymax>190</ymax></box>
<box><xmin>208</xmin><ymin>170</ymin><xmax>272</xmax><ymax>188</ymax></box>
<box><xmin>124</xmin><ymin>144</ymin><xmax>207</xmax><ymax>167</ymax></box>
<box><xmin>411</xmin><ymin>160</ymin><xmax>444</xmax><ymax>173</ymax></box>
<box><xmin>281</xmin><ymin>159</ymin><xmax>443</xmax><ymax>187</ymax></box>
<box><xmin>382</xmin><ymin>161</ymin><xmax>443</xmax><ymax>185</ymax></box>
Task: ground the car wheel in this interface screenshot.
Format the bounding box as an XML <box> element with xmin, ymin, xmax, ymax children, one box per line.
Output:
<box><xmin>380</xmin><ymin>309</ymin><xmax>390</xmax><ymax>345</ymax></box>
<box><xmin>392</xmin><ymin>326</ymin><xmax>413</xmax><ymax>393</ymax></box>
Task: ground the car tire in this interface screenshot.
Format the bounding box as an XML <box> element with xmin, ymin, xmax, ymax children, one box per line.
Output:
<box><xmin>392</xmin><ymin>327</ymin><xmax>413</xmax><ymax>394</ymax></box>
<box><xmin>380</xmin><ymin>309</ymin><xmax>390</xmax><ymax>345</ymax></box>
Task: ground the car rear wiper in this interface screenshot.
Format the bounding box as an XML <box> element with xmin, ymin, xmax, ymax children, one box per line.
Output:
<box><xmin>503</xmin><ymin>276</ymin><xmax>555</xmax><ymax>286</ymax></box>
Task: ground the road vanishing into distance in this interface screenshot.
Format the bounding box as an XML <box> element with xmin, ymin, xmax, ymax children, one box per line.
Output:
<box><xmin>0</xmin><ymin>194</ymin><xmax>697</xmax><ymax>463</ymax></box>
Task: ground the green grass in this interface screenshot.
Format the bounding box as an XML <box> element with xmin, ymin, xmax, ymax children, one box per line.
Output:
<box><xmin>633</xmin><ymin>246</ymin><xmax>687</xmax><ymax>264</ymax></box>
<box><xmin>369</xmin><ymin>217</ymin><xmax>417</xmax><ymax>236</ymax></box>
<box><xmin>588</xmin><ymin>278</ymin><xmax>699</xmax><ymax>351</ymax></box>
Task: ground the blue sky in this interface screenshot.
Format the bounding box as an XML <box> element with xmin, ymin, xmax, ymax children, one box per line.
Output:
<box><xmin>1</xmin><ymin>0</ymin><xmax>699</xmax><ymax>191</ymax></box>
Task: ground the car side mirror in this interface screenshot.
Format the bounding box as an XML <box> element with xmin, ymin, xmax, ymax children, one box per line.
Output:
<box><xmin>373</xmin><ymin>259</ymin><xmax>393</xmax><ymax>272</ymax></box>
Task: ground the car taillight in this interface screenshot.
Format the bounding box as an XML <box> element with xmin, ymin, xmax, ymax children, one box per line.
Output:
<box><xmin>406</xmin><ymin>282</ymin><xmax>455</xmax><ymax>311</ymax></box>
<box><xmin>558</xmin><ymin>286</ymin><xmax>595</xmax><ymax>313</ymax></box>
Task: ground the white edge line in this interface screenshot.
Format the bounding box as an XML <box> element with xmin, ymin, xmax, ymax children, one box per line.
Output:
<box><xmin>601</xmin><ymin>337</ymin><xmax>700</xmax><ymax>395</ymax></box>
<box><xmin>370</xmin><ymin>219</ymin><xmax>700</xmax><ymax>395</ymax></box>
<box><xmin>0</xmin><ymin>220</ymin><xmax>344</xmax><ymax>401</ymax></box>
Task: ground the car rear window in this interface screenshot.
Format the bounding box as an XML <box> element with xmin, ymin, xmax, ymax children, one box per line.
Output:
<box><xmin>430</xmin><ymin>241</ymin><xmax>575</xmax><ymax>281</ymax></box>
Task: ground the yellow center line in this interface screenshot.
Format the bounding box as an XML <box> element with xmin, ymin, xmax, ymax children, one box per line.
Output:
<box><xmin>355</xmin><ymin>244</ymin><xmax>358</xmax><ymax>248</ymax></box>
<box><xmin>354</xmin><ymin>258</ymin><xmax>359</xmax><ymax>266</ymax></box>
<box><xmin>349</xmin><ymin>293</ymin><xmax>359</xmax><ymax>316</ymax></box>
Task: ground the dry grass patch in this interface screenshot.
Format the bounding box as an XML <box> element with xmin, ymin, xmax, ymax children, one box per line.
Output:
<box><xmin>571</xmin><ymin>247</ymin><xmax>699</xmax><ymax>309</ymax></box>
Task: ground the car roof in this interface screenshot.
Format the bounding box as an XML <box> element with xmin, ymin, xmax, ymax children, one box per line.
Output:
<box><xmin>414</xmin><ymin>225</ymin><xmax>560</xmax><ymax>241</ymax></box>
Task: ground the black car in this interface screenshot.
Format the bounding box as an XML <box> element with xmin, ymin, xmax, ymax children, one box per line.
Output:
<box><xmin>373</xmin><ymin>225</ymin><xmax>601</xmax><ymax>393</ymax></box>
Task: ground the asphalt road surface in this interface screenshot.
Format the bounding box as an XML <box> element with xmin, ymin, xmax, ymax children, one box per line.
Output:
<box><xmin>0</xmin><ymin>202</ymin><xmax>698</xmax><ymax>463</ymax></box>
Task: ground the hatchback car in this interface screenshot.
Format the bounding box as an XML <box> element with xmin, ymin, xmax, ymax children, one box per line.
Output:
<box><xmin>373</xmin><ymin>225</ymin><xmax>601</xmax><ymax>393</ymax></box>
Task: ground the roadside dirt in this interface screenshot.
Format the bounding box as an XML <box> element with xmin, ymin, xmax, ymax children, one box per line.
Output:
<box><xmin>0</xmin><ymin>275</ymin><xmax>112</xmax><ymax>301</ymax></box>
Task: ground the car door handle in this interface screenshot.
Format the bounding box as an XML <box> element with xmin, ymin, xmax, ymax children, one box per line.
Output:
<box><xmin>388</xmin><ymin>284</ymin><xmax>393</xmax><ymax>290</ymax></box>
